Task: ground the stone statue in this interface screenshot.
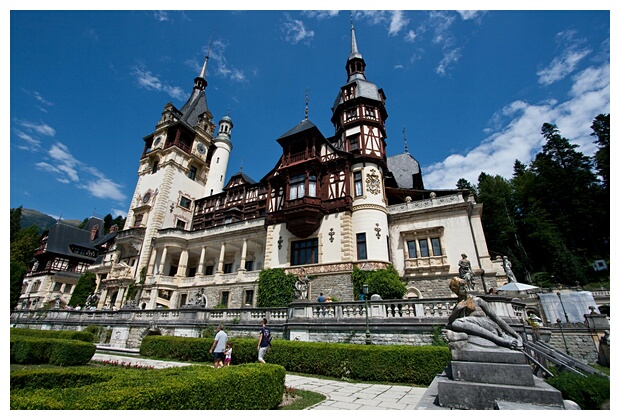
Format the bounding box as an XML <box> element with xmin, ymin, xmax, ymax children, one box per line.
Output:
<box><xmin>444</xmin><ymin>277</ymin><xmax>523</xmax><ymax>350</ymax></box>
<box><xmin>295</xmin><ymin>270</ymin><xmax>309</xmax><ymax>300</ymax></box>
<box><xmin>458</xmin><ymin>253</ymin><xmax>475</xmax><ymax>291</ymax></box>
<box><xmin>502</xmin><ymin>256</ymin><xmax>517</xmax><ymax>283</ymax></box>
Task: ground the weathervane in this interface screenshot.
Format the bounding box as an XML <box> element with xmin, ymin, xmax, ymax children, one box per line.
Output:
<box><xmin>304</xmin><ymin>88</ymin><xmax>309</xmax><ymax>120</ymax></box>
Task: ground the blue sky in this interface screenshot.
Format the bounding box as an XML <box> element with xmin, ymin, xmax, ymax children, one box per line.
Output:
<box><xmin>8</xmin><ymin>4</ymin><xmax>612</xmax><ymax>222</ymax></box>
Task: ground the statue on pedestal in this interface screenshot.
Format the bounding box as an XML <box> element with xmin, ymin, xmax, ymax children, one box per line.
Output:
<box><xmin>295</xmin><ymin>270</ymin><xmax>309</xmax><ymax>300</ymax></box>
<box><xmin>458</xmin><ymin>253</ymin><xmax>476</xmax><ymax>291</ymax></box>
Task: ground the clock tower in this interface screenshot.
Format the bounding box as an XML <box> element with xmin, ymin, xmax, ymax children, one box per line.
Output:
<box><xmin>119</xmin><ymin>54</ymin><xmax>218</xmax><ymax>278</ymax></box>
<box><xmin>331</xmin><ymin>19</ymin><xmax>390</xmax><ymax>262</ymax></box>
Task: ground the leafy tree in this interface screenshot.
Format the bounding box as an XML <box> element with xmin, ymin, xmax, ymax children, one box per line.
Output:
<box><xmin>256</xmin><ymin>268</ymin><xmax>297</xmax><ymax>307</ymax></box>
<box><xmin>456</xmin><ymin>178</ymin><xmax>476</xmax><ymax>195</ymax></box>
<box><xmin>10</xmin><ymin>261</ymin><xmax>28</xmax><ymax>311</ymax></box>
<box><xmin>10</xmin><ymin>225</ymin><xmax>40</xmax><ymax>311</ymax></box>
<box><xmin>351</xmin><ymin>265</ymin><xmax>407</xmax><ymax>299</ymax></box>
<box><xmin>68</xmin><ymin>272</ymin><xmax>97</xmax><ymax>307</ymax></box>
<box><xmin>10</xmin><ymin>206</ymin><xmax>23</xmax><ymax>243</ymax></box>
<box><xmin>590</xmin><ymin>113</ymin><xmax>610</xmax><ymax>190</ymax></box>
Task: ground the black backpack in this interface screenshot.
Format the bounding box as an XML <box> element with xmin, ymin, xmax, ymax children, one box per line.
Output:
<box><xmin>265</xmin><ymin>328</ymin><xmax>273</xmax><ymax>346</ymax></box>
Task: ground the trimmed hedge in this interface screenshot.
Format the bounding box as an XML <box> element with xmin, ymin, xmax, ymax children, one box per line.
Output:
<box><xmin>546</xmin><ymin>370</ymin><xmax>610</xmax><ymax>409</ymax></box>
<box><xmin>141</xmin><ymin>336</ymin><xmax>451</xmax><ymax>385</ymax></box>
<box><xmin>10</xmin><ymin>327</ymin><xmax>96</xmax><ymax>343</ymax></box>
<box><xmin>11</xmin><ymin>363</ymin><xmax>285</xmax><ymax>410</ymax></box>
<box><xmin>10</xmin><ymin>337</ymin><xmax>96</xmax><ymax>366</ymax></box>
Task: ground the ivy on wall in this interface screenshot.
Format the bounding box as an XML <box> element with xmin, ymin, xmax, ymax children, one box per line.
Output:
<box><xmin>351</xmin><ymin>265</ymin><xmax>407</xmax><ymax>300</ymax></box>
<box><xmin>256</xmin><ymin>268</ymin><xmax>297</xmax><ymax>307</ymax></box>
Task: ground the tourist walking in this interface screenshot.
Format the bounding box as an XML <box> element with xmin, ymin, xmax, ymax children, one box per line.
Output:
<box><xmin>209</xmin><ymin>324</ymin><xmax>228</xmax><ymax>368</ymax></box>
<box><xmin>257</xmin><ymin>318</ymin><xmax>271</xmax><ymax>363</ymax></box>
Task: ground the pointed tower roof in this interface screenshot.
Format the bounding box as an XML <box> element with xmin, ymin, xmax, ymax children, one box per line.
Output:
<box><xmin>179</xmin><ymin>55</ymin><xmax>210</xmax><ymax>127</ymax></box>
<box><xmin>346</xmin><ymin>16</ymin><xmax>367</xmax><ymax>83</ymax></box>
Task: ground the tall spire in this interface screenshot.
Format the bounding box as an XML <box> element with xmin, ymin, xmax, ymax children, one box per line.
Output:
<box><xmin>349</xmin><ymin>12</ymin><xmax>362</xmax><ymax>60</ymax></box>
<box><xmin>346</xmin><ymin>12</ymin><xmax>366</xmax><ymax>81</ymax></box>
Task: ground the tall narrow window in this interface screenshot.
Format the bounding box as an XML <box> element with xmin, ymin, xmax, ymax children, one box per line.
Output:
<box><xmin>152</xmin><ymin>161</ymin><xmax>159</xmax><ymax>174</ymax></box>
<box><xmin>431</xmin><ymin>237</ymin><xmax>442</xmax><ymax>256</ymax></box>
<box><xmin>291</xmin><ymin>238</ymin><xmax>318</xmax><ymax>266</ymax></box>
<box><xmin>289</xmin><ymin>174</ymin><xmax>305</xmax><ymax>200</ymax></box>
<box><xmin>133</xmin><ymin>214</ymin><xmax>144</xmax><ymax>227</ymax></box>
<box><xmin>407</xmin><ymin>240</ymin><xmax>417</xmax><ymax>258</ymax></box>
<box><xmin>188</xmin><ymin>165</ymin><xmax>197</xmax><ymax>180</ymax></box>
<box><xmin>349</xmin><ymin>135</ymin><xmax>359</xmax><ymax>151</ymax></box>
<box><xmin>245</xmin><ymin>260</ymin><xmax>254</xmax><ymax>271</ymax></box>
<box><xmin>220</xmin><ymin>291</ymin><xmax>229</xmax><ymax>307</ymax></box>
<box><xmin>419</xmin><ymin>239</ymin><xmax>429</xmax><ymax>257</ymax></box>
<box><xmin>245</xmin><ymin>290</ymin><xmax>254</xmax><ymax>306</ymax></box>
<box><xmin>308</xmin><ymin>175</ymin><xmax>317</xmax><ymax>197</ymax></box>
<box><xmin>357</xmin><ymin>233</ymin><xmax>367</xmax><ymax>260</ymax></box>
<box><xmin>354</xmin><ymin>172</ymin><xmax>363</xmax><ymax>196</ymax></box>
<box><xmin>205</xmin><ymin>265</ymin><xmax>214</xmax><ymax>275</ymax></box>
<box><xmin>224</xmin><ymin>263</ymin><xmax>233</xmax><ymax>273</ymax></box>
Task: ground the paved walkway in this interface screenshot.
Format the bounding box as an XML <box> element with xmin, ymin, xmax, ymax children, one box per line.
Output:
<box><xmin>91</xmin><ymin>352</ymin><xmax>428</xmax><ymax>410</ymax></box>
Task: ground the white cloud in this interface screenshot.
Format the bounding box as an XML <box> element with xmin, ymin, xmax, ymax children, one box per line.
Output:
<box><xmin>18</xmin><ymin>120</ymin><xmax>56</xmax><ymax>137</ymax></box>
<box><xmin>354</xmin><ymin>11</ymin><xmax>409</xmax><ymax>37</ymax></box>
<box><xmin>303</xmin><ymin>11</ymin><xmax>339</xmax><ymax>20</ymax></box>
<box><xmin>202</xmin><ymin>40</ymin><xmax>247</xmax><ymax>83</ymax></box>
<box><xmin>35</xmin><ymin>141</ymin><xmax>128</xmax><ymax>202</ymax></box>
<box><xmin>537</xmin><ymin>49</ymin><xmax>591</xmax><ymax>86</ymax></box>
<box><xmin>14</xmin><ymin>130</ymin><xmax>41</xmax><ymax>150</ymax></box>
<box><xmin>282</xmin><ymin>14</ymin><xmax>315</xmax><ymax>45</ymax></box>
<box><xmin>153</xmin><ymin>11</ymin><xmax>170</xmax><ymax>22</ymax></box>
<box><xmin>422</xmin><ymin>62</ymin><xmax>609</xmax><ymax>189</ymax></box>
<box><xmin>131</xmin><ymin>66</ymin><xmax>187</xmax><ymax>100</ymax></box>
<box><xmin>457</xmin><ymin>11</ymin><xmax>485</xmax><ymax>21</ymax></box>
<box><xmin>435</xmin><ymin>48</ymin><xmax>461</xmax><ymax>76</ymax></box>
<box><xmin>80</xmin><ymin>177</ymin><xmax>126</xmax><ymax>201</ymax></box>
<box><xmin>537</xmin><ymin>29</ymin><xmax>591</xmax><ymax>85</ymax></box>
<box><xmin>388</xmin><ymin>11</ymin><xmax>409</xmax><ymax>36</ymax></box>
<box><xmin>111</xmin><ymin>208</ymin><xmax>128</xmax><ymax>218</ymax></box>
<box><xmin>404</xmin><ymin>30</ymin><xmax>417</xmax><ymax>43</ymax></box>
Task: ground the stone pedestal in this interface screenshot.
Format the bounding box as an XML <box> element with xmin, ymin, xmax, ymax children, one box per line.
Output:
<box><xmin>416</xmin><ymin>339</ymin><xmax>570</xmax><ymax>410</ymax></box>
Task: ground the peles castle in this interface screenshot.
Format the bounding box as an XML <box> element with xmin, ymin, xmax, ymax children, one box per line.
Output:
<box><xmin>19</xmin><ymin>23</ymin><xmax>505</xmax><ymax>312</ymax></box>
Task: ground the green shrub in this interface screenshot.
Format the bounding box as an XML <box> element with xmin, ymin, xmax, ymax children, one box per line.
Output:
<box><xmin>11</xmin><ymin>364</ymin><xmax>285</xmax><ymax>410</ymax></box>
<box><xmin>10</xmin><ymin>327</ymin><xmax>96</xmax><ymax>343</ymax></box>
<box><xmin>10</xmin><ymin>337</ymin><xmax>96</xmax><ymax>366</ymax></box>
<box><xmin>140</xmin><ymin>336</ymin><xmax>450</xmax><ymax>385</ymax></box>
<box><xmin>546</xmin><ymin>370</ymin><xmax>610</xmax><ymax>409</ymax></box>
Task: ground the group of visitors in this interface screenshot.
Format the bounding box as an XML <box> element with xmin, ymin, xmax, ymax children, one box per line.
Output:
<box><xmin>208</xmin><ymin>317</ymin><xmax>272</xmax><ymax>367</ymax></box>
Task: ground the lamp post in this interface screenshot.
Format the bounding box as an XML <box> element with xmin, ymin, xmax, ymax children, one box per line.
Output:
<box><xmin>362</xmin><ymin>284</ymin><xmax>371</xmax><ymax>345</ymax></box>
<box><xmin>557</xmin><ymin>292</ymin><xmax>570</xmax><ymax>324</ymax></box>
<box><xmin>556</xmin><ymin>318</ymin><xmax>570</xmax><ymax>355</ymax></box>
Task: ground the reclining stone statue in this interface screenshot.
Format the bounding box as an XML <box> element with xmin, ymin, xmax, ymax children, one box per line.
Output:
<box><xmin>445</xmin><ymin>277</ymin><xmax>523</xmax><ymax>350</ymax></box>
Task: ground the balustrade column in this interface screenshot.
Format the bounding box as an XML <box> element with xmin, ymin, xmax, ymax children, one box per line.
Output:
<box><xmin>197</xmin><ymin>246</ymin><xmax>206</xmax><ymax>275</ymax></box>
<box><xmin>239</xmin><ymin>239</ymin><xmax>248</xmax><ymax>271</ymax></box>
<box><xmin>114</xmin><ymin>286</ymin><xmax>126</xmax><ymax>308</ymax></box>
<box><xmin>97</xmin><ymin>288</ymin><xmax>109</xmax><ymax>310</ymax></box>
<box><xmin>147</xmin><ymin>248</ymin><xmax>158</xmax><ymax>275</ymax></box>
<box><xmin>217</xmin><ymin>243</ymin><xmax>226</xmax><ymax>274</ymax></box>
<box><xmin>177</xmin><ymin>249</ymin><xmax>189</xmax><ymax>277</ymax></box>
<box><xmin>157</xmin><ymin>246</ymin><xmax>168</xmax><ymax>275</ymax></box>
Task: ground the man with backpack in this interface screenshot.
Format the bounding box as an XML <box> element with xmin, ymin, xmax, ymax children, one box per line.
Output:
<box><xmin>257</xmin><ymin>317</ymin><xmax>271</xmax><ymax>363</ymax></box>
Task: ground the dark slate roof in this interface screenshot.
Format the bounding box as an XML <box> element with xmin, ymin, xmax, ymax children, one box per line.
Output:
<box><xmin>93</xmin><ymin>230</ymin><xmax>117</xmax><ymax>248</ymax></box>
<box><xmin>332</xmin><ymin>79</ymin><xmax>383</xmax><ymax>111</ymax></box>
<box><xmin>277</xmin><ymin>119</ymin><xmax>319</xmax><ymax>141</ymax></box>
<box><xmin>227</xmin><ymin>171</ymin><xmax>257</xmax><ymax>186</ymax></box>
<box><xmin>43</xmin><ymin>221</ymin><xmax>100</xmax><ymax>258</ymax></box>
<box><xmin>179</xmin><ymin>89</ymin><xmax>208</xmax><ymax>128</ymax></box>
<box><xmin>387</xmin><ymin>152</ymin><xmax>423</xmax><ymax>189</ymax></box>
